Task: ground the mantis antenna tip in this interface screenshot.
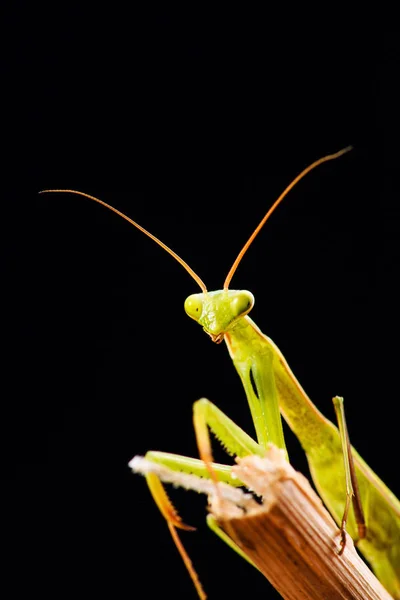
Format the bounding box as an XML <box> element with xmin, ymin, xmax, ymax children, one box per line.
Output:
<box><xmin>39</xmin><ymin>189</ymin><xmax>208</xmax><ymax>293</ymax></box>
<box><xmin>223</xmin><ymin>146</ymin><xmax>353</xmax><ymax>290</ymax></box>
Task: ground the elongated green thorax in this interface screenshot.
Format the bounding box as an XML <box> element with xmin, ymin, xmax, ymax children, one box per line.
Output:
<box><xmin>185</xmin><ymin>290</ymin><xmax>288</xmax><ymax>456</ymax></box>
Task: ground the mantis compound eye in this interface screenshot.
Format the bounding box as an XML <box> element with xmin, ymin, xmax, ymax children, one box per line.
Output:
<box><xmin>184</xmin><ymin>294</ymin><xmax>204</xmax><ymax>322</ymax></box>
<box><xmin>230</xmin><ymin>291</ymin><xmax>254</xmax><ymax>319</ymax></box>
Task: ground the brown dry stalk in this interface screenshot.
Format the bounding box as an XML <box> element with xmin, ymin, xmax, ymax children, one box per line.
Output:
<box><xmin>209</xmin><ymin>447</ymin><xmax>393</xmax><ymax>600</ymax></box>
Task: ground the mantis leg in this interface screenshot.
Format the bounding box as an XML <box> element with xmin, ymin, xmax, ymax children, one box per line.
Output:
<box><xmin>145</xmin><ymin>399</ymin><xmax>264</xmax><ymax>508</ymax></box>
<box><xmin>144</xmin><ymin>452</ymin><xmax>242</xmax><ymax>600</ymax></box>
<box><xmin>192</xmin><ymin>397</ymin><xmax>264</xmax><ymax>482</ymax></box>
<box><xmin>332</xmin><ymin>396</ymin><xmax>367</xmax><ymax>553</ymax></box>
<box><xmin>145</xmin><ymin>450</ymin><xmax>243</xmax><ymax>487</ymax></box>
<box><xmin>141</xmin><ymin>401</ymin><xmax>265</xmax><ymax>597</ymax></box>
<box><xmin>145</xmin><ymin>468</ymin><xmax>205</xmax><ymax>600</ymax></box>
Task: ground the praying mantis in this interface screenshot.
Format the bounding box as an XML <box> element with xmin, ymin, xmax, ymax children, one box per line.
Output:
<box><xmin>41</xmin><ymin>148</ymin><xmax>400</xmax><ymax>599</ymax></box>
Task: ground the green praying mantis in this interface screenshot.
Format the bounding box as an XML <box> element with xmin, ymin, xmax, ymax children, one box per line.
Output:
<box><xmin>41</xmin><ymin>148</ymin><xmax>400</xmax><ymax>599</ymax></box>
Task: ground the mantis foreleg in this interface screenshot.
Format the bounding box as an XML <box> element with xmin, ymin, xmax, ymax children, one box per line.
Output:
<box><xmin>144</xmin><ymin>470</ymin><xmax>206</xmax><ymax>599</ymax></box>
<box><xmin>141</xmin><ymin>399</ymin><xmax>266</xmax><ymax>598</ymax></box>
<box><xmin>192</xmin><ymin>397</ymin><xmax>264</xmax><ymax>480</ymax></box>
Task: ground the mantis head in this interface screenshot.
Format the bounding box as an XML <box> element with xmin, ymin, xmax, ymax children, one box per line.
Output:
<box><xmin>40</xmin><ymin>147</ymin><xmax>351</xmax><ymax>345</ymax></box>
<box><xmin>184</xmin><ymin>290</ymin><xmax>255</xmax><ymax>343</ymax></box>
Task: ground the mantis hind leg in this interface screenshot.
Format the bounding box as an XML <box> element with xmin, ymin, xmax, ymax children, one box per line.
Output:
<box><xmin>332</xmin><ymin>396</ymin><xmax>367</xmax><ymax>553</ymax></box>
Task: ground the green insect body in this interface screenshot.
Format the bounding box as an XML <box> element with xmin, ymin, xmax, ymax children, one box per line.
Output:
<box><xmin>41</xmin><ymin>147</ymin><xmax>400</xmax><ymax>599</ymax></box>
<box><xmin>186</xmin><ymin>290</ymin><xmax>400</xmax><ymax>598</ymax></box>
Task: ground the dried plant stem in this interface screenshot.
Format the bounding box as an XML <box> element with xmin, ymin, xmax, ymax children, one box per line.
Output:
<box><xmin>210</xmin><ymin>448</ymin><xmax>393</xmax><ymax>600</ymax></box>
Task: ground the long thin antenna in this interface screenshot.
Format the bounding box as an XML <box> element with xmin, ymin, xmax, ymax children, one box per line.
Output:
<box><xmin>223</xmin><ymin>146</ymin><xmax>352</xmax><ymax>290</ymax></box>
<box><xmin>39</xmin><ymin>190</ymin><xmax>208</xmax><ymax>293</ymax></box>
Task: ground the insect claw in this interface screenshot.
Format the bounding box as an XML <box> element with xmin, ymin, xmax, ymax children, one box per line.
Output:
<box><xmin>337</xmin><ymin>528</ymin><xmax>347</xmax><ymax>556</ymax></box>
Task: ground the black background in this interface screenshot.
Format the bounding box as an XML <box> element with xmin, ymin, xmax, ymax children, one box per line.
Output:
<box><xmin>2</xmin><ymin>6</ymin><xmax>399</xmax><ymax>599</ymax></box>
